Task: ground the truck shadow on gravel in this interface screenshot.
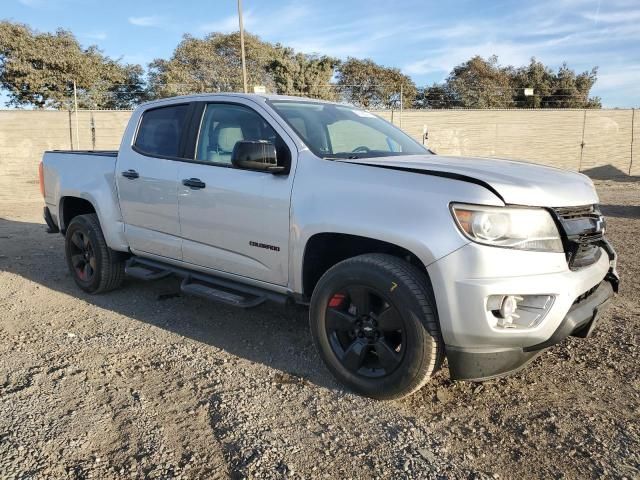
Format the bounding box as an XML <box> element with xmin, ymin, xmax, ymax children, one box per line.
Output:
<box><xmin>600</xmin><ymin>204</ymin><xmax>640</xmax><ymax>219</ymax></box>
<box><xmin>0</xmin><ymin>217</ymin><xmax>340</xmax><ymax>393</ymax></box>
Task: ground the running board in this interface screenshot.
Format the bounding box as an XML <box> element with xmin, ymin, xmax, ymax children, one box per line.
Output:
<box><xmin>124</xmin><ymin>257</ymin><xmax>290</xmax><ymax>308</ymax></box>
<box><xmin>180</xmin><ymin>277</ymin><xmax>266</xmax><ymax>308</ymax></box>
<box><xmin>125</xmin><ymin>262</ymin><xmax>172</xmax><ymax>281</ymax></box>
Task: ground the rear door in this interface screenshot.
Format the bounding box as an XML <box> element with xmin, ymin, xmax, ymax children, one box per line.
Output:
<box><xmin>116</xmin><ymin>103</ymin><xmax>193</xmax><ymax>259</ymax></box>
<box><xmin>177</xmin><ymin>100</ymin><xmax>296</xmax><ymax>286</ymax></box>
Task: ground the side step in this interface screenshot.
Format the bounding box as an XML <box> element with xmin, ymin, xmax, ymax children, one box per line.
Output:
<box><xmin>124</xmin><ymin>257</ymin><xmax>290</xmax><ymax>309</ymax></box>
<box><xmin>125</xmin><ymin>260</ymin><xmax>172</xmax><ymax>281</ymax></box>
<box><xmin>180</xmin><ymin>278</ymin><xmax>266</xmax><ymax>308</ymax></box>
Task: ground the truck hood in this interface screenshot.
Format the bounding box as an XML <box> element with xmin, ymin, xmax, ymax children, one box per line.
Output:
<box><xmin>338</xmin><ymin>154</ymin><xmax>598</xmax><ymax>207</ymax></box>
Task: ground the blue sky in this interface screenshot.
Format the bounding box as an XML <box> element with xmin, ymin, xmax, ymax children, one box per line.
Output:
<box><xmin>2</xmin><ymin>0</ymin><xmax>639</xmax><ymax>107</ymax></box>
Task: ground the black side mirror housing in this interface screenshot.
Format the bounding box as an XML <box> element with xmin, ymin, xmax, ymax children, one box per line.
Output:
<box><xmin>231</xmin><ymin>141</ymin><xmax>286</xmax><ymax>173</ymax></box>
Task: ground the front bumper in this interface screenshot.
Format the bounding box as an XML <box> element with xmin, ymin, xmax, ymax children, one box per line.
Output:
<box><xmin>446</xmin><ymin>279</ymin><xmax>615</xmax><ymax>381</ymax></box>
<box><xmin>427</xmin><ymin>240</ymin><xmax>618</xmax><ymax>381</ymax></box>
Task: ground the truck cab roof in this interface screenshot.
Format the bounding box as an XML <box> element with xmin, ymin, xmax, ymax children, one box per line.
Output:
<box><xmin>139</xmin><ymin>92</ymin><xmax>340</xmax><ymax>109</ymax></box>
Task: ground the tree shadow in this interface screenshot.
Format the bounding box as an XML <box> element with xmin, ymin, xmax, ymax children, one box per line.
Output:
<box><xmin>582</xmin><ymin>164</ymin><xmax>640</xmax><ymax>182</ymax></box>
<box><xmin>600</xmin><ymin>204</ymin><xmax>640</xmax><ymax>219</ymax></box>
<box><xmin>0</xmin><ymin>217</ymin><xmax>340</xmax><ymax>393</ymax></box>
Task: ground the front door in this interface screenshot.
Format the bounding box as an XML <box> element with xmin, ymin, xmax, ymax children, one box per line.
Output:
<box><xmin>116</xmin><ymin>103</ymin><xmax>191</xmax><ymax>260</ymax></box>
<box><xmin>177</xmin><ymin>101</ymin><xmax>295</xmax><ymax>286</ymax></box>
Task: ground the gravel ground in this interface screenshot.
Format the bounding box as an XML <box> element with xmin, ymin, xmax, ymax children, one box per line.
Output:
<box><xmin>0</xmin><ymin>176</ymin><xmax>638</xmax><ymax>479</ymax></box>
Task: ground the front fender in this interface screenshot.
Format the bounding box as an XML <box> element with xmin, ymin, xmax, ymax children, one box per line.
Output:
<box><xmin>288</xmin><ymin>153</ymin><xmax>503</xmax><ymax>294</ymax></box>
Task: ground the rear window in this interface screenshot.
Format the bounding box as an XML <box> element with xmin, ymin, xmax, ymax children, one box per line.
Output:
<box><xmin>134</xmin><ymin>104</ymin><xmax>189</xmax><ymax>158</ymax></box>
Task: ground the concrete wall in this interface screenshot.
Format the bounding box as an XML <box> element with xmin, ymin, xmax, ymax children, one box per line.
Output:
<box><xmin>0</xmin><ymin>110</ymin><xmax>132</xmax><ymax>200</ymax></box>
<box><xmin>0</xmin><ymin>109</ymin><xmax>636</xmax><ymax>198</ymax></box>
<box><xmin>377</xmin><ymin>108</ymin><xmax>637</xmax><ymax>178</ymax></box>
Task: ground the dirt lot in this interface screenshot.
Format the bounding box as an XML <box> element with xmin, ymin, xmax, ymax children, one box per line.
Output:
<box><xmin>0</xmin><ymin>175</ymin><xmax>638</xmax><ymax>479</ymax></box>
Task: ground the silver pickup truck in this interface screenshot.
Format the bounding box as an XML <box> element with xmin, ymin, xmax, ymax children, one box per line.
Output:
<box><xmin>40</xmin><ymin>93</ymin><xmax>619</xmax><ymax>399</ymax></box>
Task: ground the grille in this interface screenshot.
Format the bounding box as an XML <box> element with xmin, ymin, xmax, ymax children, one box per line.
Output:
<box><xmin>551</xmin><ymin>205</ymin><xmax>605</xmax><ymax>270</ymax></box>
<box><xmin>554</xmin><ymin>205</ymin><xmax>598</xmax><ymax>220</ymax></box>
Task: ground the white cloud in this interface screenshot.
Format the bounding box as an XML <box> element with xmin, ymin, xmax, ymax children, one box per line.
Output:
<box><xmin>595</xmin><ymin>65</ymin><xmax>640</xmax><ymax>89</ymax></box>
<box><xmin>583</xmin><ymin>9</ymin><xmax>640</xmax><ymax>23</ymax></box>
<box><xmin>128</xmin><ymin>16</ymin><xmax>163</xmax><ymax>27</ymax></box>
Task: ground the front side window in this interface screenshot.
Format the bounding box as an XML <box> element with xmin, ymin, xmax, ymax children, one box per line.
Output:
<box><xmin>269</xmin><ymin>101</ymin><xmax>428</xmax><ymax>159</ymax></box>
<box><xmin>134</xmin><ymin>104</ymin><xmax>189</xmax><ymax>158</ymax></box>
<box><xmin>195</xmin><ymin>103</ymin><xmax>286</xmax><ymax>165</ymax></box>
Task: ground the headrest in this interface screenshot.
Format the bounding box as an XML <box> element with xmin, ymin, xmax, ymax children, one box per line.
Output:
<box><xmin>217</xmin><ymin>126</ymin><xmax>244</xmax><ymax>152</ymax></box>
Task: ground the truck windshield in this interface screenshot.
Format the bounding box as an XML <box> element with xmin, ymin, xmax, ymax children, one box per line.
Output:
<box><xmin>269</xmin><ymin>100</ymin><xmax>429</xmax><ymax>159</ymax></box>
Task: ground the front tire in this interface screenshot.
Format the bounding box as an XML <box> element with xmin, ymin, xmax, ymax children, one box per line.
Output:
<box><xmin>309</xmin><ymin>254</ymin><xmax>444</xmax><ymax>400</ymax></box>
<box><xmin>64</xmin><ymin>214</ymin><xmax>125</xmax><ymax>294</ymax></box>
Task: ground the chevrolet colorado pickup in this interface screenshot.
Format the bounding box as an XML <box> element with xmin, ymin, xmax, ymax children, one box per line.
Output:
<box><xmin>40</xmin><ymin>93</ymin><xmax>619</xmax><ymax>399</ymax></box>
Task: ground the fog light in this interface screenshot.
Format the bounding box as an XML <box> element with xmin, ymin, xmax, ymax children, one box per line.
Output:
<box><xmin>497</xmin><ymin>295</ymin><xmax>521</xmax><ymax>327</ymax></box>
<box><xmin>487</xmin><ymin>294</ymin><xmax>555</xmax><ymax>329</ymax></box>
<box><xmin>500</xmin><ymin>295</ymin><xmax>519</xmax><ymax>318</ymax></box>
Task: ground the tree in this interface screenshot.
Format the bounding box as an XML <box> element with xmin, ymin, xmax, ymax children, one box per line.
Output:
<box><xmin>268</xmin><ymin>46</ymin><xmax>339</xmax><ymax>100</ymax></box>
<box><xmin>0</xmin><ymin>21</ymin><xmax>145</xmax><ymax>109</ymax></box>
<box><xmin>546</xmin><ymin>63</ymin><xmax>600</xmax><ymax>108</ymax></box>
<box><xmin>445</xmin><ymin>55</ymin><xmax>601</xmax><ymax>109</ymax></box>
<box><xmin>336</xmin><ymin>58</ymin><xmax>417</xmax><ymax>109</ymax></box>
<box><xmin>413</xmin><ymin>83</ymin><xmax>458</xmax><ymax>109</ymax></box>
<box><xmin>511</xmin><ymin>58</ymin><xmax>601</xmax><ymax>108</ymax></box>
<box><xmin>445</xmin><ymin>55</ymin><xmax>515</xmax><ymax>108</ymax></box>
<box><xmin>510</xmin><ymin>58</ymin><xmax>554</xmax><ymax>108</ymax></box>
<box><xmin>148</xmin><ymin>32</ymin><xmax>277</xmax><ymax>98</ymax></box>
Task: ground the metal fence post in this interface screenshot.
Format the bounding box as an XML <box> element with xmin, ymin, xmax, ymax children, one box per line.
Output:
<box><xmin>73</xmin><ymin>80</ymin><xmax>80</xmax><ymax>150</ymax></box>
<box><xmin>630</xmin><ymin>108</ymin><xmax>636</xmax><ymax>176</ymax></box>
<box><xmin>578</xmin><ymin>109</ymin><xmax>587</xmax><ymax>172</ymax></box>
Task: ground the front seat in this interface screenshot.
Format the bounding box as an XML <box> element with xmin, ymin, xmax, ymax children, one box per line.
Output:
<box><xmin>209</xmin><ymin>125</ymin><xmax>244</xmax><ymax>164</ymax></box>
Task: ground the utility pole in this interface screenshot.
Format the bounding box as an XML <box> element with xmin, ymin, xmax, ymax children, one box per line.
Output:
<box><xmin>73</xmin><ymin>80</ymin><xmax>80</xmax><ymax>150</ymax></box>
<box><xmin>237</xmin><ymin>0</ymin><xmax>248</xmax><ymax>93</ymax></box>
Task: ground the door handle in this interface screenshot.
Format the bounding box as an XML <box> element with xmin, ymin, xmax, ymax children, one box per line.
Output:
<box><xmin>121</xmin><ymin>169</ymin><xmax>139</xmax><ymax>179</ymax></box>
<box><xmin>182</xmin><ymin>178</ymin><xmax>206</xmax><ymax>189</ymax></box>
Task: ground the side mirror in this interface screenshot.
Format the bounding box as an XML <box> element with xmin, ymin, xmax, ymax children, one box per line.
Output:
<box><xmin>231</xmin><ymin>141</ymin><xmax>286</xmax><ymax>173</ymax></box>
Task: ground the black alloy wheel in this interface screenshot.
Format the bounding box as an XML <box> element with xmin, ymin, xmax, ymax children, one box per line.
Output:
<box><xmin>64</xmin><ymin>214</ymin><xmax>125</xmax><ymax>294</ymax></box>
<box><xmin>68</xmin><ymin>230</ymin><xmax>97</xmax><ymax>282</ymax></box>
<box><xmin>309</xmin><ymin>253</ymin><xmax>444</xmax><ymax>400</ymax></box>
<box><xmin>325</xmin><ymin>285</ymin><xmax>405</xmax><ymax>378</ymax></box>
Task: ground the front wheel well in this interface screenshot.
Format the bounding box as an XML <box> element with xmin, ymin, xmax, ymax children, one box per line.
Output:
<box><xmin>302</xmin><ymin>233</ymin><xmax>428</xmax><ymax>299</ymax></box>
<box><xmin>60</xmin><ymin>197</ymin><xmax>96</xmax><ymax>232</ymax></box>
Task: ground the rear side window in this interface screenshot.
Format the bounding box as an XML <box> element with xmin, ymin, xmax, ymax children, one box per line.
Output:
<box><xmin>134</xmin><ymin>104</ymin><xmax>189</xmax><ymax>158</ymax></box>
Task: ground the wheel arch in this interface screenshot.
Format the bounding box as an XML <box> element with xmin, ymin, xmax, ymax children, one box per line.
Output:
<box><xmin>59</xmin><ymin>196</ymin><xmax>97</xmax><ymax>233</ymax></box>
<box><xmin>301</xmin><ymin>232</ymin><xmax>431</xmax><ymax>300</ymax></box>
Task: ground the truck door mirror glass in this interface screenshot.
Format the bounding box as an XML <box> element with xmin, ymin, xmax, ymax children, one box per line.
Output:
<box><xmin>231</xmin><ymin>141</ymin><xmax>285</xmax><ymax>173</ymax></box>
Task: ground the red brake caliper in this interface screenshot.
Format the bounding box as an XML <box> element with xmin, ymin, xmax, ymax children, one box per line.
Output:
<box><xmin>328</xmin><ymin>293</ymin><xmax>345</xmax><ymax>308</ymax></box>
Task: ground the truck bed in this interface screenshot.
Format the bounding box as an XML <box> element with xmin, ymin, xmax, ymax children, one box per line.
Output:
<box><xmin>42</xmin><ymin>150</ymin><xmax>121</xmax><ymax>240</ymax></box>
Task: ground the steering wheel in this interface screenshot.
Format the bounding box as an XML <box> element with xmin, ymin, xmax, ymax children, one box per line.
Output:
<box><xmin>351</xmin><ymin>146</ymin><xmax>371</xmax><ymax>153</ymax></box>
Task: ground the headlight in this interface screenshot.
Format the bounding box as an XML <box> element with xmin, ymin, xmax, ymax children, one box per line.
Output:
<box><xmin>451</xmin><ymin>203</ymin><xmax>564</xmax><ymax>253</ymax></box>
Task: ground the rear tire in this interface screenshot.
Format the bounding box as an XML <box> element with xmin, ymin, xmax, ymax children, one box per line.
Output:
<box><xmin>309</xmin><ymin>253</ymin><xmax>443</xmax><ymax>400</ymax></box>
<box><xmin>64</xmin><ymin>214</ymin><xmax>125</xmax><ymax>294</ymax></box>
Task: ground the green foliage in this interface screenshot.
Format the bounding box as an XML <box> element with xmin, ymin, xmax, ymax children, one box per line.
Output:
<box><xmin>268</xmin><ymin>46</ymin><xmax>339</xmax><ymax>100</ymax></box>
<box><xmin>0</xmin><ymin>21</ymin><xmax>602</xmax><ymax>110</ymax></box>
<box><xmin>510</xmin><ymin>58</ymin><xmax>601</xmax><ymax>108</ymax></box>
<box><xmin>148</xmin><ymin>32</ymin><xmax>340</xmax><ymax>101</ymax></box>
<box><xmin>445</xmin><ymin>55</ymin><xmax>515</xmax><ymax>108</ymax></box>
<box><xmin>148</xmin><ymin>32</ymin><xmax>277</xmax><ymax>98</ymax></box>
<box><xmin>413</xmin><ymin>84</ymin><xmax>457</xmax><ymax>109</ymax></box>
<box><xmin>442</xmin><ymin>56</ymin><xmax>601</xmax><ymax>109</ymax></box>
<box><xmin>0</xmin><ymin>21</ymin><xmax>145</xmax><ymax>109</ymax></box>
<box><xmin>336</xmin><ymin>58</ymin><xmax>417</xmax><ymax>109</ymax></box>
